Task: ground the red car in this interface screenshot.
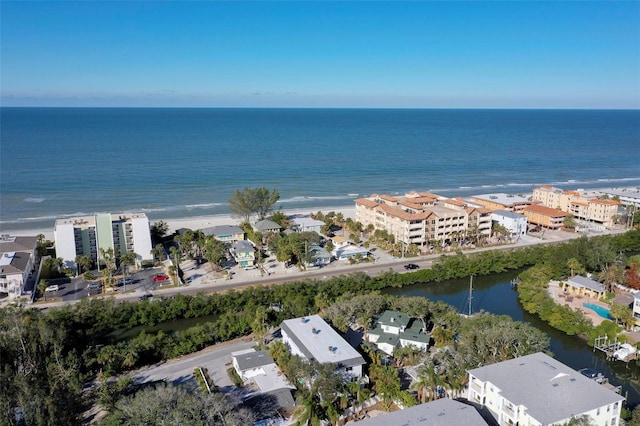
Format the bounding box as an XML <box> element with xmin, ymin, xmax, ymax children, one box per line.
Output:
<box><xmin>153</xmin><ymin>274</ymin><xmax>170</xmax><ymax>282</ymax></box>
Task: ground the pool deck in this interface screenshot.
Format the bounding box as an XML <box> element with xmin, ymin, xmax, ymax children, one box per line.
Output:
<box><xmin>547</xmin><ymin>281</ymin><xmax>611</xmax><ymax>326</ymax></box>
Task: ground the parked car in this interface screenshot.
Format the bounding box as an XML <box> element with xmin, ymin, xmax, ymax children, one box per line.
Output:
<box><xmin>138</xmin><ymin>293</ymin><xmax>154</xmax><ymax>301</ymax></box>
<box><xmin>153</xmin><ymin>274</ymin><xmax>170</xmax><ymax>282</ymax></box>
<box><xmin>117</xmin><ymin>277</ymin><xmax>135</xmax><ymax>286</ymax></box>
<box><xmin>44</xmin><ymin>284</ymin><xmax>59</xmax><ymax>292</ymax></box>
<box><xmin>105</xmin><ymin>286</ymin><xmax>117</xmax><ymax>293</ymax></box>
<box><xmin>404</xmin><ymin>263</ymin><xmax>420</xmax><ymax>270</ymax></box>
<box><xmin>86</xmin><ymin>282</ymin><xmax>101</xmax><ymax>290</ymax></box>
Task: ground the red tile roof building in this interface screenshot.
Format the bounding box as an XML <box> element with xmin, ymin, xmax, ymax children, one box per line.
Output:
<box><xmin>532</xmin><ymin>186</ymin><xmax>619</xmax><ymax>227</ymax></box>
<box><xmin>355</xmin><ymin>192</ymin><xmax>492</xmax><ymax>247</ymax></box>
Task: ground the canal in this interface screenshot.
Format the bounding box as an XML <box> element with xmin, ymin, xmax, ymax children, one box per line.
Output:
<box><xmin>383</xmin><ymin>271</ymin><xmax>640</xmax><ymax>408</ymax></box>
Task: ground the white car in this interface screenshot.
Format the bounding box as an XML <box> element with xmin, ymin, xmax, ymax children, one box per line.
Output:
<box><xmin>45</xmin><ymin>284</ymin><xmax>59</xmax><ymax>292</ymax></box>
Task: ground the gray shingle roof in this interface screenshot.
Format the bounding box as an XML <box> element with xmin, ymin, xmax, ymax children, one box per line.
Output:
<box><xmin>201</xmin><ymin>225</ymin><xmax>244</xmax><ymax>237</ymax></box>
<box><xmin>234</xmin><ymin>350</ymin><xmax>274</xmax><ymax>371</ymax></box>
<box><xmin>349</xmin><ymin>398</ymin><xmax>487</xmax><ymax>426</ymax></box>
<box><xmin>567</xmin><ymin>275</ymin><xmax>605</xmax><ymax>293</ymax></box>
<box><xmin>253</xmin><ymin>219</ymin><xmax>281</xmax><ymax>232</ymax></box>
<box><xmin>468</xmin><ymin>352</ymin><xmax>624</xmax><ymax>425</ymax></box>
<box><xmin>377</xmin><ymin>310</ymin><xmax>410</xmax><ymax>328</ymax></box>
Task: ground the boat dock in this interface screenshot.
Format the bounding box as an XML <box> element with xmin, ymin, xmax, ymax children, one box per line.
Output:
<box><xmin>594</xmin><ymin>336</ymin><xmax>638</xmax><ymax>363</ymax></box>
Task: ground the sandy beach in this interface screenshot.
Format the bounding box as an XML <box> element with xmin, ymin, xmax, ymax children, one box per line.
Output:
<box><xmin>6</xmin><ymin>205</ymin><xmax>356</xmax><ymax>240</ymax></box>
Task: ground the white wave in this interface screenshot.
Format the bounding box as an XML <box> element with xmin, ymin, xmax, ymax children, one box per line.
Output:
<box><xmin>24</xmin><ymin>197</ymin><xmax>45</xmax><ymax>203</ymax></box>
<box><xmin>278</xmin><ymin>195</ymin><xmax>355</xmax><ymax>203</ymax></box>
<box><xmin>185</xmin><ymin>203</ymin><xmax>223</xmax><ymax>209</ymax></box>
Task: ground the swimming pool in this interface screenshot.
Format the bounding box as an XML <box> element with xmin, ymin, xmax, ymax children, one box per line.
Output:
<box><xmin>582</xmin><ymin>303</ymin><xmax>614</xmax><ymax>320</ymax></box>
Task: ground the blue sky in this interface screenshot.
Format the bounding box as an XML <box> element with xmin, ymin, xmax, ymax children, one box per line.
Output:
<box><xmin>1</xmin><ymin>1</ymin><xmax>639</xmax><ymax>108</ymax></box>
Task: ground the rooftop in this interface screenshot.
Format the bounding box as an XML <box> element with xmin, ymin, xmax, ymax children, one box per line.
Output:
<box><xmin>350</xmin><ymin>398</ymin><xmax>486</xmax><ymax>426</ymax></box>
<box><xmin>469</xmin><ymin>352</ymin><xmax>624</xmax><ymax>425</ymax></box>
<box><xmin>472</xmin><ymin>193</ymin><xmax>531</xmax><ymax>206</ymax></box>
<box><xmin>280</xmin><ymin>315</ymin><xmax>365</xmax><ymax>368</ymax></box>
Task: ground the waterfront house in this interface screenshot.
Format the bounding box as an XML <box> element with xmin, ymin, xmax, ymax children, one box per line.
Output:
<box><xmin>280</xmin><ymin>315</ymin><xmax>365</xmax><ymax>380</ymax></box>
<box><xmin>201</xmin><ymin>225</ymin><xmax>245</xmax><ymax>246</ymax></box>
<box><xmin>54</xmin><ymin>213</ymin><xmax>153</xmax><ymax>273</ymax></box>
<box><xmin>467</xmin><ymin>352</ymin><xmax>624</xmax><ymax>426</ymax></box>
<box><xmin>0</xmin><ymin>235</ymin><xmax>38</xmax><ymax>300</ymax></box>
<box><xmin>564</xmin><ymin>275</ymin><xmax>606</xmax><ymax>299</ymax></box>
<box><xmin>366</xmin><ymin>310</ymin><xmax>430</xmax><ymax>355</ymax></box>
<box><xmin>230</xmin><ymin>240</ymin><xmax>256</xmax><ymax>268</ymax></box>
<box><xmin>291</xmin><ymin>217</ymin><xmax>325</xmax><ymax>234</ymax></box>
<box><xmin>253</xmin><ymin>219</ymin><xmax>281</xmax><ymax>234</ymax></box>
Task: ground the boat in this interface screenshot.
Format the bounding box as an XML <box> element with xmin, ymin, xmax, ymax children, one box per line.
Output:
<box><xmin>579</xmin><ymin>368</ymin><xmax>606</xmax><ymax>384</ymax></box>
<box><xmin>613</xmin><ymin>343</ymin><xmax>637</xmax><ymax>361</ymax></box>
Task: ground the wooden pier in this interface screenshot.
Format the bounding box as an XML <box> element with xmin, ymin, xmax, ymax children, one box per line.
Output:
<box><xmin>594</xmin><ymin>336</ymin><xmax>637</xmax><ymax>363</ymax></box>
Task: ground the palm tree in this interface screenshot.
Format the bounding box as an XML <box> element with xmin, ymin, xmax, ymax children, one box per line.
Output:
<box><xmin>75</xmin><ymin>255</ymin><xmax>91</xmax><ymax>276</ymax></box>
<box><xmin>566</xmin><ymin>258</ymin><xmax>584</xmax><ymax>277</ymax></box>
<box><xmin>99</xmin><ymin>248</ymin><xmax>116</xmax><ymax>292</ymax></box>
<box><xmin>38</xmin><ymin>279</ymin><xmax>49</xmax><ymax>301</ymax></box>
<box><xmin>599</xmin><ymin>263</ymin><xmax>624</xmax><ymax>293</ymax></box>
<box><xmin>169</xmin><ymin>246</ymin><xmax>182</xmax><ymax>283</ymax></box>
<box><xmin>119</xmin><ymin>252</ymin><xmax>137</xmax><ymax>291</ymax></box>
<box><xmin>411</xmin><ymin>361</ymin><xmax>441</xmax><ymax>402</ymax></box>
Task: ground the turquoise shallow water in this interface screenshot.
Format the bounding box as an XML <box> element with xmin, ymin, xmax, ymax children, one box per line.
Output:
<box><xmin>1</xmin><ymin>108</ymin><xmax>639</xmax><ymax>231</ymax></box>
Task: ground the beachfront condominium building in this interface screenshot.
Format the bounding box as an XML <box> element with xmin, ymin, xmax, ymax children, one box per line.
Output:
<box><xmin>468</xmin><ymin>352</ymin><xmax>624</xmax><ymax>426</ymax></box>
<box><xmin>470</xmin><ymin>193</ymin><xmax>534</xmax><ymax>214</ymax></box>
<box><xmin>280</xmin><ymin>315</ymin><xmax>365</xmax><ymax>380</ymax></box>
<box><xmin>522</xmin><ymin>204</ymin><xmax>568</xmax><ymax>230</ymax></box>
<box><xmin>0</xmin><ymin>235</ymin><xmax>38</xmax><ymax>299</ymax></box>
<box><xmin>54</xmin><ymin>213</ymin><xmax>153</xmax><ymax>272</ymax></box>
<box><xmin>354</xmin><ymin>191</ymin><xmax>493</xmax><ymax>247</ymax></box>
<box><xmin>533</xmin><ymin>186</ymin><xmax>620</xmax><ymax>227</ymax></box>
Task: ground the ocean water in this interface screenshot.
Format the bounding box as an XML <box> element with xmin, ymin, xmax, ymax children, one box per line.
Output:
<box><xmin>1</xmin><ymin>108</ymin><xmax>639</xmax><ymax>232</ymax></box>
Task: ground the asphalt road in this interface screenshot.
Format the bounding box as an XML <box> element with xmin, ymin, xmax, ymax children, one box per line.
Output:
<box><xmin>34</xmin><ymin>227</ymin><xmax>624</xmax><ymax>309</ymax></box>
<box><xmin>131</xmin><ymin>337</ymin><xmax>256</xmax><ymax>392</ymax></box>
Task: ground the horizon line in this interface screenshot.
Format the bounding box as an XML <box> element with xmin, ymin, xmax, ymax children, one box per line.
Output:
<box><xmin>2</xmin><ymin>106</ymin><xmax>639</xmax><ymax>111</ymax></box>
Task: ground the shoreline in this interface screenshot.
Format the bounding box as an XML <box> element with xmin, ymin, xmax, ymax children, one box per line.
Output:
<box><xmin>5</xmin><ymin>205</ymin><xmax>356</xmax><ymax>240</ymax></box>
<box><xmin>4</xmin><ymin>183</ymin><xmax>639</xmax><ymax>240</ymax></box>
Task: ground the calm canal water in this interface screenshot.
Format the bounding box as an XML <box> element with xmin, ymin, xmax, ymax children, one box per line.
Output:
<box><xmin>383</xmin><ymin>271</ymin><xmax>640</xmax><ymax>408</ymax></box>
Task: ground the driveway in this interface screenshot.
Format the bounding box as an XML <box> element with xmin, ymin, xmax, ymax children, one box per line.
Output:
<box><xmin>131</xmin><ymin>336</ymin><xmax>256</xmax><ymax>393</ymax></box>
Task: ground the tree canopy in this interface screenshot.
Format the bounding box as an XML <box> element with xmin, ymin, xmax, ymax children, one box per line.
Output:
<box><xmin>228</xmin><ymin>187</ymin><xmax>280</xmax><ymax>223</ymax></box>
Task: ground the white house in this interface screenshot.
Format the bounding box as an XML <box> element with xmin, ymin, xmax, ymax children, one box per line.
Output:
<box><xmin>467</xmin><ymin>352</ymin><xmax>624</xmax><ymax>426</ymax></box>
<box><xmin>0</xmin><ymin>235</ymin><xmax>38</xmax><ymax>299</ymax></box>
<box><xmin>366</xmin><ymin>310</ymin><xmax>430</xmax><ymax>355</ymax></box>
<box><xmin>332</xmin><ymin>245</ymin><xmax>369</xmax><ymax>261</ymax></box>
<box><xmin>231</xmin><ymin>349</ymin><xmax>294</xmax><ymax>393</ymax></box>
<box><xmin>280</xmin><ymin>315</ymin><xmax>365</xmax><ymax>380</ymax></box>
<box><xmin>491</xmin><ymin>210</ymin><xmax>528</xmax><ymax>237</ymax></box>
<box><xmin>291</xmin><ymin>217</ymin><xmax>325</xmax><ymax>234</ymax></box>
